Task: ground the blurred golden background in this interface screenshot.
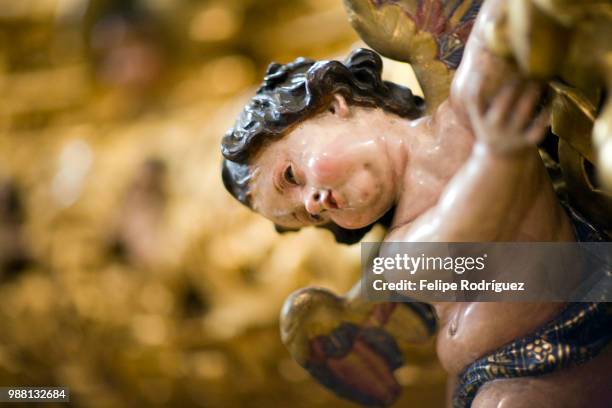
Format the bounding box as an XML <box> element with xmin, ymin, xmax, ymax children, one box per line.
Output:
<box><xmin>0</xmin><ymin>0</ymin><xmax>441</xmax><ymax>406</ymax></box>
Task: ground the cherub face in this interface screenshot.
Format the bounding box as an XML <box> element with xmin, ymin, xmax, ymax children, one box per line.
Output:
<box><xmin>249</xmin><ymin>96</ymin><xmax>402</xmax><ymax>230</ymax></box>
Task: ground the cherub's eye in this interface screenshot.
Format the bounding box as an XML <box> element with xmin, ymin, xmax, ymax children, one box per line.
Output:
<box><xmin>284</xmin><ymin>164</ymin><xmax>298</xmax><ymax>185</ymax></box>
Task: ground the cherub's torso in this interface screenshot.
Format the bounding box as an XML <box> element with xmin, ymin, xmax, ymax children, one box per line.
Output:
<box><xmin>385</xmin><ymin>99</ymin><xmax>576</xmax><ymax>376</ymax></box>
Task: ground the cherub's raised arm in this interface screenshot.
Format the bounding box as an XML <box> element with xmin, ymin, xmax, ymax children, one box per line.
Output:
<box><xmin>388</xmin><ymin>80</ymin><xmax>569</xmax><ymax>243</ymax></box>
<box><xmin>449</xmin><ymin>0</ymin><xmax>520</xmax><ymax>128</ymax></box>
<box><xmin>384</xmin><ymin>0</ymin><xmax>574</xmax><ymax>244</ymax></box>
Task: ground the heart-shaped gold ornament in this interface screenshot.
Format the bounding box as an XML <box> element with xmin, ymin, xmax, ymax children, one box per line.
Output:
<box><xmin>280</xmin><ymin>283</ymin><xmax>437</xmax><ymax>406</ymax></box>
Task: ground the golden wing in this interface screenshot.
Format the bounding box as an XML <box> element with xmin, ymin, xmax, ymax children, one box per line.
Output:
<box><xmin>344</xmin><ymin>0</ymin><xmax>483</xmax><ymax>111</ymax></box>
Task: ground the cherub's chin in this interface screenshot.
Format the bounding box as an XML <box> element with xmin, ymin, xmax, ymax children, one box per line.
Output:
<box><xmin>330</xmin><ymin>215</ymin><xmax>357</xmax><ymax>230</ymax></box>
<box><xmin>332</xmin><ymin>212</ymin><xmax>375</xmax><ymax>230</ymax></box>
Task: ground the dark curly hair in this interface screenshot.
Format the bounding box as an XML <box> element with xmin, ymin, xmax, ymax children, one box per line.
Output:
<box><xmin>221</xmin><ymin>48</ymin><xmax>424</xmax><ymax>244</ymax></box>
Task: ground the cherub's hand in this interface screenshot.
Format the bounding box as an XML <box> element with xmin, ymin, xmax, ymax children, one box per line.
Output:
<box><xmin>467</xmin><ymin>80</ymin><xmax>550</xmax><ymax>155</ymax></box>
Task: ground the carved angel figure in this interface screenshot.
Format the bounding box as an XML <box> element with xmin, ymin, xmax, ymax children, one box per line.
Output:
<box><xmin>220</xmin><ymin>0</ymin><xmax>611</xmax><ymax>406</ymax></box>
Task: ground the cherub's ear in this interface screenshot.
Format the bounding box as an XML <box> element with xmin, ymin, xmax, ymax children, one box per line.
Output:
<box><xmin>330</xmin><ymin>94</ymin><xmax>351</xmax><ymax>119</ymax></box>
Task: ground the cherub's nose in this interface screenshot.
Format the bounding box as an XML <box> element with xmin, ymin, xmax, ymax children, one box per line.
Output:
<box><xmin>304</xmin><ymin>188</ymin><xmax>327</xmax><ymax>215</ymax></box>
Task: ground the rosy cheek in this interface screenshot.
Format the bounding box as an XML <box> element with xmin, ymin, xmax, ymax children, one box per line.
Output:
<box><xmin>307</xmin><ymin>154</ymin><xmax>348</xmax><ymax>185</ymax></box>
